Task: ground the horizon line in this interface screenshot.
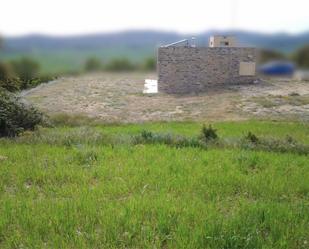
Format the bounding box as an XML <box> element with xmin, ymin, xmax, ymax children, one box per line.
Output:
<box><xmin>3</xmin><ymin>28</ymin><xmax>309</xmax><ymax>39</ymax></box>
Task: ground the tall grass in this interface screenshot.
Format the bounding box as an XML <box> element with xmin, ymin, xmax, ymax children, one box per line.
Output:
<box><xmin>0</xmin><ymin>121</ymin><xmax>308</xmax><ymax>248</ymax></box>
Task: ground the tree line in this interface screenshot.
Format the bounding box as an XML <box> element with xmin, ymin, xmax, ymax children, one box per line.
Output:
<box><xmin>259</xmin><ymin>45</ymin><xmax>309</xmax><ymax>68</ymax></box>
<box><xmin>0</xmin><ymin>57</ymin><xmax>54</xmax><ymax>92</ymax></box>
<box><xmin>84</xmin><ymin>57</ymin><xmax>156</xmax><ymax>72</ymax></box>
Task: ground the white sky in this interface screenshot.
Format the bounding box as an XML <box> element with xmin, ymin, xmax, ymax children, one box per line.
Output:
<box><xmin>1</xmin><ymin>0</ymin><xmax>308</xmax><ymax>36</ymax></box>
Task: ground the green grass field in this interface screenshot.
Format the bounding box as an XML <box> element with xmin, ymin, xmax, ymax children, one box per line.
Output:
<box><xmin>0</xmin><ymin>46</ymin><xmax>153</xmax><ymax>74</ymax></box>
<box><xmin>0</xmin><ymin>121</ymin><xmax>308</xmax><ymax>248</ymax></box>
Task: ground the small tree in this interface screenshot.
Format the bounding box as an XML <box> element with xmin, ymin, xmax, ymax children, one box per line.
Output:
<box><xmin>84</xmin><ymin>57</ymin><xmax>102</xmax><ymax>72</ymax></box>
<box><xmin>292</xmin><ymin>45</ymin><xmax>309</xmax><ymax>69</ymax></box>
<box><xmin>0</xmin><ymin>62</ymin><xmax>20</xmax><ymax>92</ymax></box>
<box><xmin>258</xmin><ymin>49</ymin><xmax>286</xmax><ymax>64</ymax></box>
<box><xmin>10</xmin><ymin>57</ymin><xmax>40</xmax><ymax>88</ymax></box>
<box><xmin>0</xmin><ymin>62</ymin><xmax>13</xmax><ymax>80</ymax></box>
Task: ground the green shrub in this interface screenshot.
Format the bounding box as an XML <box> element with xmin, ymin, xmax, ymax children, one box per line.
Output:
<box><xmin>141</xmin><ymin>57</ymin><xmax>156</xmax><ymax>71</ymax></box>
<box><xmin>245</xmin><ymin>132</ymin><xmax>259</xmax><ymax>144</ymax></box>
<box><xmin>84</xmin><ymin>57</ymin><xmax>102</xmax><ymax>72</ymax></box>
<box><xmin>28</xmin><ymin>74</ymin><xmax>56</xmax><ymax>88</ymax></box>
<box><xmin>285</xmin><ymin>135</ymin><xmax>296</xmax><ymax>144</ymax></box>
<box><xmin>292</xmin><ymin>45</ymin><xmax>309</xmax><ymax>68</ymax></box>
<box><xmin>134</xmin><ymin>127</ymin><xmax>308</xmax><ymax>155</ymax></box>
<box><xmin>0</xmin><ymin>61</ymin><xmax>14</xmax><ymax>81</ymax></box>
<box><xmin>10</xmin><ymin>57</ymin><xmax>40</xmax><ymax>89</ymax></box>
<box><xmin>104</xmin><ymin>58</ymin><xmax>136</xmax><ymax>71</ymax></box>
<box><xmin>0</xmin><ymin>78</ymin><xmax>21</xmax><ymax>92</ymax></box>
<box><xmin>257</xmin><ymin>137</ymin><xmax>309</xmax><ymax>155</ymax></box>
<box><xmin>134</xmin><ymin>130</ymin><xmax>201</xmax><ymax>148</ymax></box>
<box><xmin>1</xmin><ymin>60</ymin><xmax>53</xmax><ymax>91</ymax></box>
<box><xmin>135</xmin><ymin>130</ymin><xmax>171</xmax><ymax>145</ymax></box>
<box><xmin>141</xmin><ymin>130</ymin><xmax>154</xmax><ymax>140</ymax></box>
<box><xmin>200</xmin><ymin>124</ymin><xmax>218</xmax><ymax>143</ymax></box>
<box><xmin>258</xmin><ymin>49</ymin><xmax>286</xmax><ymax>64</ymax></box>
<box><xmin>0</xmin><ymin>62</ymin><xmax>20</xmax><ymax>92</ymax></box>
<box><xmin>241</xmin><ymin>133</ymin><xmax>308</xmax><ymax>155</ymax></box>
<box><xmin>0</xmin><ymin>89</ymin><xmax>43</xmax><ymax>137</ymax></box>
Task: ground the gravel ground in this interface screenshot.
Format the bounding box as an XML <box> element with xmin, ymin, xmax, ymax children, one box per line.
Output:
<box><xmin>22</xmin><ymin>72</ymin><xmax>309</xmax><ymax>122</ymax></box>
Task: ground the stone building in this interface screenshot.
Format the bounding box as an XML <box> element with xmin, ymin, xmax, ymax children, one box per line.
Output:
<box><xmin>157</xmin><ymin>36</ymin><xmax>256</xmax><ymax>94</ymax></box>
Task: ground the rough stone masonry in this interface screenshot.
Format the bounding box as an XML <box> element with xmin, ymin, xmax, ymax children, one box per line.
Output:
<box><xmin>157</xmin><ymin>46</ymin><xmax>257</xmax><ymax>94</ymax></box>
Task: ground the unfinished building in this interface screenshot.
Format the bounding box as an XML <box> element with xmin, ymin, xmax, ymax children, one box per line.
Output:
<box><xmin>157</xmin><ymin>35</ymin><xmax>256</xmax><ymax>94</ymax></box>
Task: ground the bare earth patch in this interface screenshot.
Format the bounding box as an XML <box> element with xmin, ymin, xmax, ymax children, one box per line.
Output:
<box><xmin>22</xmin><ymin>72</ymin><xmax>309</xmax><ymax>123</ymax></box>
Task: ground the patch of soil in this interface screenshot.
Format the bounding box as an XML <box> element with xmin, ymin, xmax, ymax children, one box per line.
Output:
<box><xmin>22</xmin><ymin>73</ymin><xmax>309</xmax><ymax>122</ymax></box>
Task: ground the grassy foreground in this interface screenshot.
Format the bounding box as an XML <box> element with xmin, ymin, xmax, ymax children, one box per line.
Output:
<box><xmin>0</xmin><ymin>121</ymin><xmax>308</xmax><ymax>248</ymax></box>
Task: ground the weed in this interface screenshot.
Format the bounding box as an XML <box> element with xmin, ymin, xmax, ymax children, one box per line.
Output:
<box><xmin>73</xmin><ymin>149</ymin><xmax>98</xmax><ymax>166</ymax></box>
<box><xmin>17</xmin><ymin>126</ymin><xmax>111</xmax><ymax>146</ymax></box>
<box><xmin>245</xmin><ymin>132</ymin><xmax>259</xmax><ymax>144</ymax></box>
<box><xmin>132</xmin><ymin>126</ymin><xmax>309</xmax><ymax>155</ymax></box>
<box><xmin>141</xmin><ymin>130</ymin><xmax>154</xmax><ymax>140</ymax></box>
<box><xmin>50</xmin><ymin>113</ymin><xmax>100</xmax><ymax>127</ymax></box>
<box><xmin>200</xmin><ymin>125</ymin><xmax>218</xmax><ymax>143</ymax></box>
<box><xmin>134</xmin><ymin>130</ymin><xmax>202</xmax><ymax>148</ymax></box>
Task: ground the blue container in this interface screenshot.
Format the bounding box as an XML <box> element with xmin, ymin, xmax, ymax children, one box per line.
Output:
<box><xmin>259</xmin><ymin>61</ymin><xmax>295</xmax><ymax>76</ymax></box>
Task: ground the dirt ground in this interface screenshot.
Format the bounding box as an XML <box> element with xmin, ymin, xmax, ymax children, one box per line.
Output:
<box><xmin>22</xmin><ymin>72</ymin><xmax>309</xmax><ymax>123</ymax></box>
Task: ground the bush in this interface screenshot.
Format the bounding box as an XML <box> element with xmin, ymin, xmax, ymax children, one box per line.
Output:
<box><xmin>0</xmin><ymin>78</ymin><xmax>21</xmax><ymax>92</ymax></box>
<box><xmin>141</xmin><ymin>57</ymin><xmax>156</xmax><ymax>71</ymax></box>
<box><xmin>200</xmin><ymin>125</ymin><xmax>218</xmax><ymax>143</ymax></box>
<box><xmin>240</xmin><ymin>133</ymin><xmax>308</xmax><ymax>155</ymax></box>
<box><xmin>0</xmin><ymin>61</ymin><xmax>14</xmax><ymax>81</ymax></box>
<box><xmin>258</xmin><ymin>138</ymin><xmax>308</xmax><ymax>155</ymax></box>
<box><xmin>10</xmin><ymin>57</ymin><xmax>40</xmax><ymax>89</ymax></box>
<box><xmin>0</xmin><ymin>62</ymin><xmax>20</xmax><ymax>92</ymax></box>
<box><xmin>0</xmin><ymin>89</ymin><xmax>43</xmax><ymax>137</ymax></box>
<box><xmin>292</xmin><ymin>45</ymin><xmax>309</xmax><ymax>68</ymax></box>
<box><xmin>258</xmin><ymin>49</ymin><xmax>286</xmax><ymax>64</ymax></box>
<box><xmin>134</xmin><ymin>130</ymin><xmax>201</xmax><ymax>148</ymax></box>
<box><xmin>105</xmin><ymin>58</ymin><xmax>136</xmax><ymax>71</ymax></box>
<box><xmin>1</xmin><ymin>60</ymin><xmax>53</xmax><ymax>91</ymax></box>
<box><xmin>28</xmin><ymin>74</ymin><xmax>55</xmax><ymax>88</ymax></box>
<box><xmin>84</xmin><ymin>57</ymin><xmax>102</xmax><ymax>72</ymax></box>
<box><xmin>245</xmin><ymin>132</ymin><xmax>259</xmax><ymax>144</ymax></box>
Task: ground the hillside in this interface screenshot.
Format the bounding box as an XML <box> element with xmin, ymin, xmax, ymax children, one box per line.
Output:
<box><xmin>4</xmin><ymin>30</ymin><xmax>309</xmax><ymax>53</ymax></box>
<box><xmin>1</xmin><ymin>30</ymin><xmax>309</xmax><ymax>74</ymax></box>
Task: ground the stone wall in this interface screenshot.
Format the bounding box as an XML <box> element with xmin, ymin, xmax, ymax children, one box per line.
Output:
<box><xmin>157</xmin><ymin>47</ymin><xmax>256</xmax><ymax>94</ymax></box>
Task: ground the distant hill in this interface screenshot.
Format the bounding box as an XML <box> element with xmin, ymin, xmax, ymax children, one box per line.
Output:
<box><xmin>4</xmin><ymin>30</ymin><xmax>309</xmax><ymax>53</ymax></box>
<box><xmin>1</xmin><ymin>30</ymin><xmax>309</xmax><ymax>74</ymax></box>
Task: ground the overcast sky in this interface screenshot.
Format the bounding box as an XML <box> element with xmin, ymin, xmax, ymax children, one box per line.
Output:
<box><xmin>1</xmin><ymin>0</ymin><xmax>308</xmax><ymax>36</ymax></box>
